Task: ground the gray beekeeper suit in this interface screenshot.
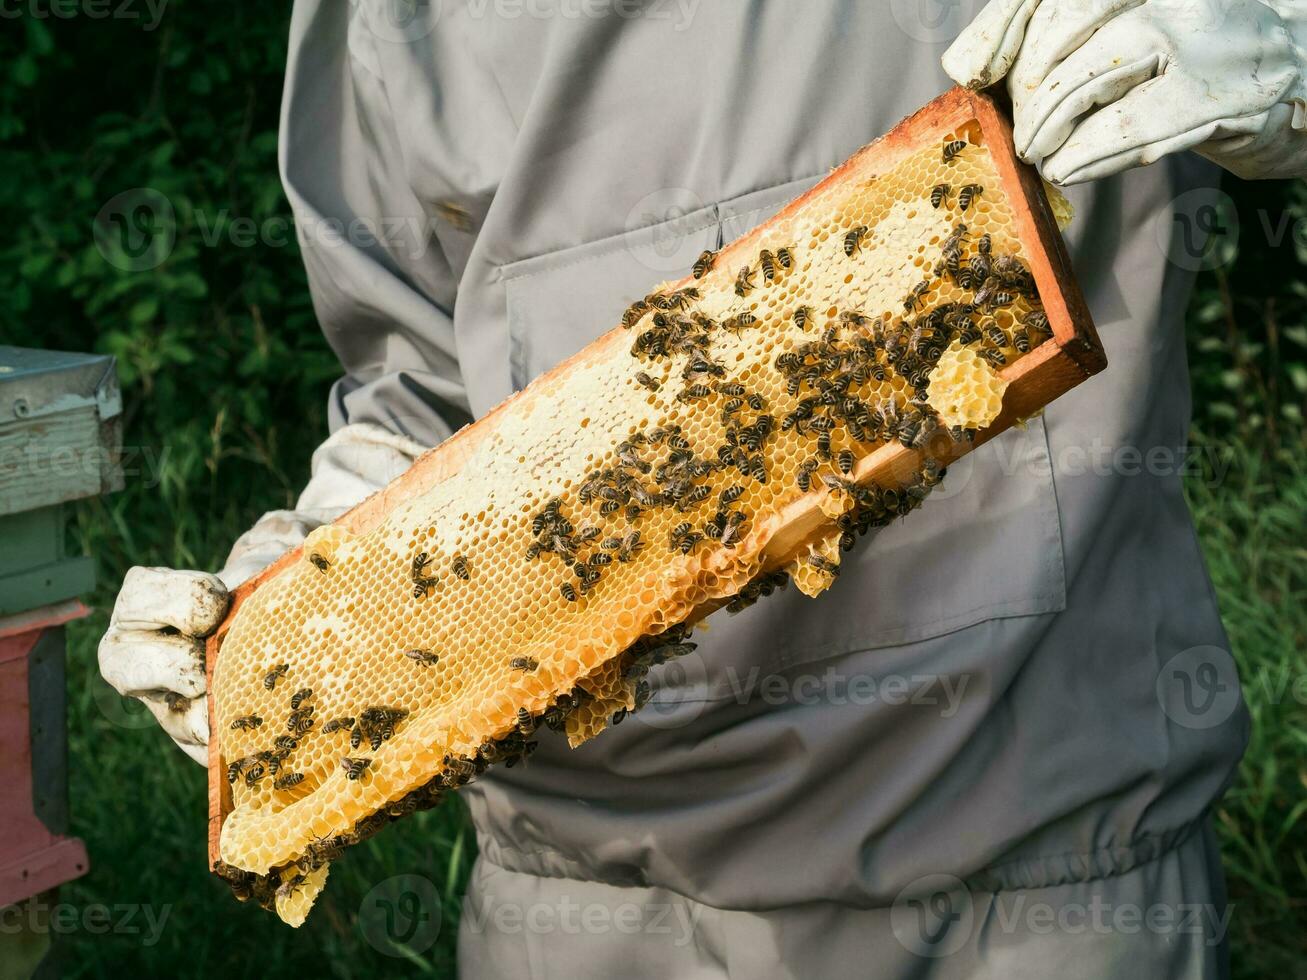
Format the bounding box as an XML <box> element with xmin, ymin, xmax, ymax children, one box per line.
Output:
<box><xmin>276</xmin><ymin>1</ymin><xmax>1261</xmax><ymax>975</ymax></box>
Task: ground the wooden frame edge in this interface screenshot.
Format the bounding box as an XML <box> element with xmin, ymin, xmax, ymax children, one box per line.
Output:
<box><xmin>206</xmin><ymin>86</ymin><xmax>1105</xmax><ymax>871</ymax></box>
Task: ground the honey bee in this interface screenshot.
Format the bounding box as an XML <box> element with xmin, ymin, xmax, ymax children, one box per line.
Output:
<box><xmin>532</xmin><ymin>498</ymin><xmax>563</xmax><ymax>534</ymax></box>
<box><xmin>958</xmin><ymin>183</ymin><xmax>984</xmax><ymax>211</ymax></box>
<box><xmin>274</xmin><ymin>772</ymin><xmax>305</xmax><ymax>791</ymax></box>
<box><xmin>341</xmin><ymin>757</ymin><xmax>372</xmax><ymax>781</ymax></box>
<box><xmin>163</xmin><ymin>691</ymin><xmax>188</xmax><ymax>713</ymax></box>
<box><xmin>992</xmin><ymin>255</ymin><xmax>1034</xmax><ymax>291</ymax></box>
<box><xmin>720</xmin><ymin>510</ymin><xmax>747</xmax><ymax>548</ymax></box>
<box><xmin>309</xmin><ymin>553</ymin><xmax>331</xmax><ymax>573</ymax></box>
<box><xmin>931</xmin><ymin>183</ymin><xmax>950</xmax><ymax>209</ymax></box>
<box><xmin>323</xmin><ymin>716</ymin><xmax>355</xmax><ymax>734</ymax></box>
<box><xmin>677</xmin><ymin>484</ymin><xmax>713</xmax><ymax>511</ymax></box>
<box><xmin>275</xmin><ymin>873</ymin><xmax>308</xmax><ymax>904</ymax></box>
<box><xmin>622</xmin><ymin>299</ymin><xmax>651</xmax><ymax>328</ymax></box>
<box><xmin>692</xmin><ymin>249</ymin><xmax>718</xmax><ymax>279</ymax></box>
<box><xmin>759</xmin><ymin>249</ymin><xmax>777</xmax><ymax>283</ymax></box>
<box><xmin>274</xmin><ymin>735</ymin><xmax>299</xmax><ymax>752</ymax></box>
<box><xmin>226</xmin><ymin>757</ymin><xmax>250</xmax><ymax>784</ymax></box>
<box><xmin>920</xmin><ymin>458</ymin><xmax>946</xmax><ymax>487</ymax></box>
<box><xmin>685</xmin><ymin>358</ymin><xmax>726</xmax><ymax>379</ymax></box>
<box><xmin>667</xmin><ymin>287</ymin><xmax>700</xmax><ymax>310</ymax></box>
<box><xmin>617</xmin><ymin>531</ymin><xmax>644</xmax><ymax>562</ymax></box>
<box><xmin>957</xmin><ymin>320</ymin><xmax>982</xmax><ymax>345</ymax></box>
<box><xmin>635</xmin><ymin>371</ymin><xmax>661</xmax><ymax>392</ymax></box>
<box><xmin>263</xmin><ymin>664</ymin><xmax>289</xmax><ymax>690</ymax></box>
<box><xmin>981</xmin><ymin>347</ymin><xmax>1008</xmax><ymax>368</ymax></box>
<box><xmin>844</xmin><ymin>226</ymin><xmax>869</xmax><ymax>257</ymax></box>
<box><xmin>837</xmin><ymin>450</ymin><xmax>855</xmax><ymax>474</ymax></box>
<box><xmin>796</xmin><ymin>457</ymin><xmax>819</xmax><ymax>491</ymax></box>
<box><xmin>723</xmin><ymin>312</ymin><xmax>758</xmax><ymax>334</ymax></box>
<box><xmin>244</xmin><ymin>763</ymin><xmax>266</xmax><ymax>787</ymax></box>
<box><xmin>1023</xmin><ymin>310</ymin><xmax>1050</xmax><ymax>335</ymax></box>
<box><xmin>977</xmin><ymin>233</ymin><xmax>992</xmax><ymax>256</ymax></box>
<box><xmin>349</xmin><ymin>724</ymin><xmax>364</xmax><ymax>749</ymax></box>
<box><xmin>511</xmin><ymin>656</ymin><xmax>540</xmax><ymax>672</ymax></box>
<box><xmin>287</xmin><ymin>708</ymin><xmax>315</xmax><ymax>737</ymax></box>
<box><xmin>678</xmin><ymin>384</ymin><xmax>712</xmax><ymax>402</ymax></box>
<box><xmin>903</xmin><ymin>280</ymin><xmax>931</xmax><ymax>312</ymax></box>
<box><xmin>290</xmin><ymin>688</ymin><xmax>313</xmax><ymax>710</ymax></box>
<box><xmin>713</xmin><ymin>382</ymin><xmax>746</xmax><ymax>397</ymax></box>
<box><xmin>983</xmin><ymin>320</ymin><xmax>1007</xmax><ymax>348</ymax></box>
<box><xmin>792</xmin><ymin>306</ymin><xmax>812</xmax><ymax>331</ymax></box>
<box><xmin>452</xmin><ymin>554</ymin><xmax>471</xmax><ymax>581</ymax></box>
<box><xmin>776</xmin><ymin>246</ymin><xmax>795</xmax><ymax>270</ymax></box>
<box><xmin>404</xmin><ymin>649</ymin><xmax>440</xmax><ymax>666</ymax></box>
<box><xmin>977</xmin><ymin>281</ymin><xmax>1015</xmax><ymax>310</ymax></box>
<box><xmin>230</xmin><ymin>714</ymin><xmax>263</xmax><ymax>731</ymax></box>
<box><xmin>808</xmin><ymin>555</ymin><xmax>841</xmax><ymax>576</ymax></box>
<box><xmin>943</xmin><ymin>138</ymin><xmax>967</xmax><ymax>163</ymax></box>
<box><xmin>719</xmin><ymin>485</ymin><xmax>745</xmax><ymax>505</ymax></box>
<box><xmin>734</xmin><ymin>265</ymin><xmax>756</xmax><ymax>297</ymax></box>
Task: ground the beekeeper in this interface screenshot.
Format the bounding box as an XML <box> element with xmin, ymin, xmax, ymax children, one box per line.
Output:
<box><xmin>100</xmin><ymin>0</ymin><xmax>1305</xmax><ymax>975</ymax></box>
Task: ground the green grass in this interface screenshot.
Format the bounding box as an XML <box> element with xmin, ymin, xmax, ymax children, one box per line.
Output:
<box><xmin>1186</xmin><ymin>436</ymin><xmax>1307</xmax><ymax>979</ymax></box>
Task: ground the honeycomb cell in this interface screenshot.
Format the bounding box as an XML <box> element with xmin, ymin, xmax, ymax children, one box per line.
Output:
<box><xmin>212</xmin><ymin>121</ymin><xmax>1066</xmax><ymax>924</ymax></box>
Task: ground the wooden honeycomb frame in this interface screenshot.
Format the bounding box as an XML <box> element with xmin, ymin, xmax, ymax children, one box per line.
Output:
<box><xmin>205</xmin><ymin>86</ymin><xmax>1105</xmax><ymax>873</ymax></box>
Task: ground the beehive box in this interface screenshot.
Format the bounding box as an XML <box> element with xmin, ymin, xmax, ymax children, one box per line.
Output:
<box><xmin>205</xmin><ymin>87</ymin><xmax>1104</xmax><ymax>923</ymax></box>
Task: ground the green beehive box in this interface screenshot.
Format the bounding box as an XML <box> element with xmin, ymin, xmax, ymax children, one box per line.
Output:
<box><xmin>0</xmin><ymin>346</ymin><xmax>123</xmax><ymax>615</ymax></box>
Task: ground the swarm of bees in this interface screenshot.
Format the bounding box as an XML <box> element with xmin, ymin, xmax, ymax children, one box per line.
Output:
<box><xmin>219</xmin><ymin>133</ymin><xmax>1058</xmax><ymax>919</ymax></box>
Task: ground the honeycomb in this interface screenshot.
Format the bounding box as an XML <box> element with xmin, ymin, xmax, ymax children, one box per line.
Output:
<box><xmin>927</xmin><ymin>342</ymin><xmax>1009</xmax><ymax>430</ymax></box>
<box><xmin>210</xmin><ymin>108</ymin><xmax>1071</xmax><ymax>923</ymax></box>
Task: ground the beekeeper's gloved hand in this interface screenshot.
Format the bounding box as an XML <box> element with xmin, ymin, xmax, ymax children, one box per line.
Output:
<box><xmin>943</xmin><ymin>0</ymin><xmax>1307</xmax><ymax>183</ymax></box>
<box><xmin>97</xmin><ymin>423</ymin><xmax>426</xmax><ymax>764</ymax></box>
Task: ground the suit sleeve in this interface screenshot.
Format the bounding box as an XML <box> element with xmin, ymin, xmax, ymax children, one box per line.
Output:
<box><xmin>279</xmin><ymin>0</ymin><xmax>471</xmax><ymax>448</ymax></box>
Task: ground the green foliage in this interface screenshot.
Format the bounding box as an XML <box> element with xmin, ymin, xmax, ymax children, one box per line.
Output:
<box><xmin>0</xmin><ymin>2</ymin><xmax>1302</xmax><ymax>978</ymax></box>
<box><xmin>0</xmin><ymin>1</ymin><xmax>337</xmax><ymax>576</ymax></box>
<box><xmin>1186</xmin><ymin>178</ymin><xmax>1307</xmax><ymax>452</ymax></box>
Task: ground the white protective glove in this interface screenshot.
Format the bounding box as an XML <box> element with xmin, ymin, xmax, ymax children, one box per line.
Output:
<box><xmin>98</xmin><ymin>423</ymin><xmax>426</xmax><ymax>764</ymax></box>
<box><xmin>943</xmin><ymin>0</ymin><xmax>1307</xmax><ymax>183</ymax></box>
